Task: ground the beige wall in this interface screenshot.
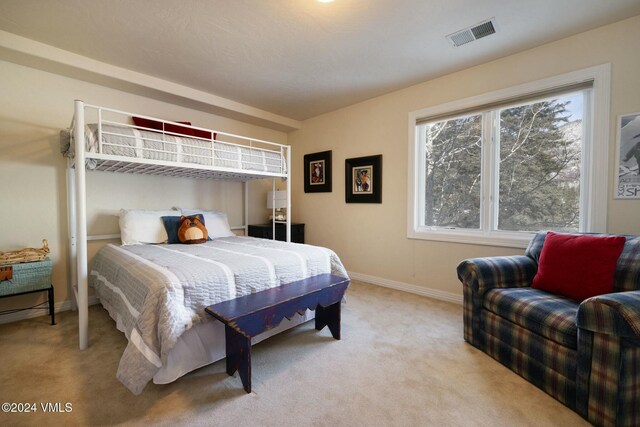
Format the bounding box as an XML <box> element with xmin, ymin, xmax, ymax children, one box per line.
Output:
<box><xmin>0</xmin><ymin>60</ymin><xmax>286</xmax><ymax>312</ymax></box>
<box><xmin>289</xmin><ymin>15</ymin><xmax>640</xmax><ymax>297</ymax></box>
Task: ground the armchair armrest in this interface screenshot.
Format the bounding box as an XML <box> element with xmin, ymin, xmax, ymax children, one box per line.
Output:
<box><xmin>456</xmin><ymin>255</ymin><xmax>538</xmax><ymax>296</ymax></box>
<box><xmin>577</xmin><ymin>291</ymin><xmax>640</xmax><ymax>338</ymax></box>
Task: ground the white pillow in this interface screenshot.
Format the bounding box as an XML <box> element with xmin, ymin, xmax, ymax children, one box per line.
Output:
<box><xmin>180</xmin><ymin>209</ymin><xmax>235</xmax><ymax>238</ymax></box>
<box><xmin>119</xmin><ymin>209</ymin><xmax>180</xmax><ymax>245</ymax></box>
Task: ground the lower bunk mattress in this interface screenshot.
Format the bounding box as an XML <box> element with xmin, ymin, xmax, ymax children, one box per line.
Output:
<box><xmin>89</xmin><ymin>236</ymin><xmax>348</xmax><ymax>395</ymax></box>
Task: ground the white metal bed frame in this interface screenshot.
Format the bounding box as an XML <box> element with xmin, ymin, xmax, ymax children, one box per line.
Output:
<box><xmin>68</xmin><ymin>100</ymin><xmax>292</xmax><ymax>350</ymax></box>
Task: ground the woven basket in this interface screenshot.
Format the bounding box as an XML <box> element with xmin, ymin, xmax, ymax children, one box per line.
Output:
<box><xmin>0</xmin><ymin>239</ymin><xmax>49</xmax><ymax>264</ymax></box>
<box><xmin>0</xmin><ymin>259</ymin><xmax>52</xmax><ymax>296</ymax></box>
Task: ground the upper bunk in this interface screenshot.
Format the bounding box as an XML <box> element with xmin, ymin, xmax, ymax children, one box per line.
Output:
<box><xmin>62</xmin><ymin>102</ymin><xmax>290</xmax><ymax>181</ymax></box>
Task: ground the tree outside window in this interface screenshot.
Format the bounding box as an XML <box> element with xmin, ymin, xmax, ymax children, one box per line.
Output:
<box><xmin>422</xmin><ymin>92</ymin><xmax>583</xmax><ymax>233</ymax></box>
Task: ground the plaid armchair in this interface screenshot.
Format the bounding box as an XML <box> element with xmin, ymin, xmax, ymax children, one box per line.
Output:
<box><xmin>457</xmin><ymin>232</ymin><xmax>640</xmax><ymax>427</ymax></box>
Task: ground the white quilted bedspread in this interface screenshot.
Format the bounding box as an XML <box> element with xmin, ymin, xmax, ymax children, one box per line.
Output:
<box><xmin>89</xmin><ymin>236</ymin><xmax>348</xmax><ymax>394</ymax></box>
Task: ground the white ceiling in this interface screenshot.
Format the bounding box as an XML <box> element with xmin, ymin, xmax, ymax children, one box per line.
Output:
<box><xmin>1</xmin><ymin>0</ymin><xmax>639</xmax><ymax>122</ymax></box>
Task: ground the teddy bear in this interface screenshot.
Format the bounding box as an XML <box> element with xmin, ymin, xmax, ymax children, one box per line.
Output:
<box><xmin>177</xmin><ymin>215</ymin><xmax>208</xmax><ymax>244</ymax></box>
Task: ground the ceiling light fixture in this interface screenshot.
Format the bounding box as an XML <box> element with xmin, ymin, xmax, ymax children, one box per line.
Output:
<box><xmin>317</xmin><ymin>0</ymin><xmax>335</xmax><ymax>3</ymax></box>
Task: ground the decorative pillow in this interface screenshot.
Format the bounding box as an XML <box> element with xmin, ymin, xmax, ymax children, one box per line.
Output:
<box><xmin>180</xmin><ymin>209</ymin><xmax>235</xmax><ymax>238</ymax></box>
<box><xmin>531</xmin><ymin>232</ymin><xmax>626</xmax><ymax>301</ymax></box>
<box><xmin>119</xmin><ymin>209</ymin><xmax>180</xmax><ymax>245</ymax></box>
<box><xmin>192</xmin><ymin>128</ymin><xmax>216</xmax><ymax>140</ymax></box>
<box><xmin>132</xmin><ymin>117</ymin><xmax>215</xmax><ymax>140</ymax></box>
<box><xmin>177</xmin><ymin>215</ymin><xmax>208</xmax><ymax>244</ymax></box>
<box><xmin>162</xmin><ymin>214</ymin><xmax>206</xmax><ymax>244</ymax></box>
<box><xmin>131</xmin><ymin>116</ymin><xmax>163</xmax><ymax>131</ymax></box>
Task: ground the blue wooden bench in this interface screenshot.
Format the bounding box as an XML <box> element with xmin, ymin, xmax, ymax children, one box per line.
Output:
<box><xmin>205</xmin><ymin>273</ymin><xmax>350</xmax><ymax>393</ymax></box>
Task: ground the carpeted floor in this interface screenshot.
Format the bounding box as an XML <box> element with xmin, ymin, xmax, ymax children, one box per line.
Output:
<box><xmin>0</xmin><ymin>280</ymin><xmax>587</xmax><ymax>426</ymax></box>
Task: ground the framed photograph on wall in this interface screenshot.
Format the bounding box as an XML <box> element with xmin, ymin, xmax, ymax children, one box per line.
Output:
<box><xmin>615</xmin><ymin>112</ymin><xmax>640</xmax><ymax>199</ymax></box>
<box><xmin>345</xmin><ymin>155</ymin><xmax>382</xmax><ymax>203</ymax></box>
<box><xmin>304</xmin><ymin>150</ymin><xmax>332</xmax><ymax>193</ymax></box>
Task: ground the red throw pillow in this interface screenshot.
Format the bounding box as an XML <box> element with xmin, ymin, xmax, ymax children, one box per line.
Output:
<box><xmin>166</xmin><ymin>122</ymin><xmax>194</xmax><ymax>136</ymax></box>
<box><xmin>132</xmin><ymin>116</ymin><xmax>161</xmax><ymax>130</ymax></box>
<box><xmin>131</xmin><ymin>117</ymin><xmax>214</xmax><ymax>139</ymax></box>
<box><xmin>531</xmin><ymin>232</ymin><xmax>625</xmax><ymax>301</ymax></box>
<box><xmin>192</xmin><ymin>128</ymin><xmax>215</xmax><ymax>140</ymax></box>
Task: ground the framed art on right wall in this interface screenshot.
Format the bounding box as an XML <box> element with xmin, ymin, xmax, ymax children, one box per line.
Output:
<box><xmin>345</xmin><ymin>155</ymin><xmax>382</xmax><ymax>203</ymax></box>
<box><xmin>615</xmin><ymin>111</ymin><xmax>640</xmax><ymax>199</ymax></box>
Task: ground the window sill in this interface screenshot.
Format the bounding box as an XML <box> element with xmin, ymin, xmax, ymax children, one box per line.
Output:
<box><xmin>407</xmin><ymin>228</ymin><xmax>532</xmax><ymax>249</ymax></box>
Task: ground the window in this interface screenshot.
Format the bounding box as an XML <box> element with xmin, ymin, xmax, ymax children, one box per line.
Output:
<box><xmin>422</xmin><ymin>113</ymin><xmax>482</xmax><ymax>229</ymax></box>
<box><xmin>408</xmin><ymin>65</ymin><xmax>610</xmax><ymax>247</ymax></box>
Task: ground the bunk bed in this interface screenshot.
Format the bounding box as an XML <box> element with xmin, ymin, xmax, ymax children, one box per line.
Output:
<box><xmin>64</xmin><ymin>101</ymin><xmax>348</xmax><ymax>394</ymax></box>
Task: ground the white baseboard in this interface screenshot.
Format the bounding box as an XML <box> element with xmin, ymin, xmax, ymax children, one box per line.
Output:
<box><xmin>347</xmin><ymin>271</ymin><xmax>463</xmax><ymax>305</ymax></box>
<box><xmin>0</xmin><ymin>295</ymin><xmax>100</xmax><ymax>325</ymax></box>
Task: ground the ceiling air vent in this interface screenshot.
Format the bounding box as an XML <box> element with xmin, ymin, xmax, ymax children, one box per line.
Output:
<box><xmin>446</xmin><ymin>19</ymin><xmax>496</xmax><ymax>47</ymax></box>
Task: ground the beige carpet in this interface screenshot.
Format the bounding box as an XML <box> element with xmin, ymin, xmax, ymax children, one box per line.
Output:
<box><xmin>0</xmin><ymin>280</ymin><xmax>587</xmax><ymax>427</ymax></box>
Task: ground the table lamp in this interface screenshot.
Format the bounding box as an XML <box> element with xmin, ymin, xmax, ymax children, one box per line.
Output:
<box><xmin>267</xmin><ymin>191</ymin><xmax>287</xmax><ymax>221</ymax></box>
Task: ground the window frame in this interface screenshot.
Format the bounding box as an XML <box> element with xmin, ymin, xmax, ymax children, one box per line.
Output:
<box><xmin>407</xmin><ymin>64</ymin><xmax>611</xmax><ymax>248</ymax></box>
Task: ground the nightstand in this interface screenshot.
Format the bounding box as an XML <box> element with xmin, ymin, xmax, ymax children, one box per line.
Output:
<box><xmin>247</xmin><ymin>223</ymin><xmax>305</xmax><ymax>244</ymax></box>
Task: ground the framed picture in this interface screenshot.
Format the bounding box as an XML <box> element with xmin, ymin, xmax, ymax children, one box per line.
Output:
<box><xmin>615</xmin><ymin>112</ymin><xmax>640</xmax><ymax>199</ymax></box>
<box><xmin>345</xmin><ymin>155</ymin><xmax>382</xmax><ymax>203</ymax></box>
<box><xmin>304</xmin><ymin>150</ymin><xmax>332</xmax><ymax>193</ymax></box>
